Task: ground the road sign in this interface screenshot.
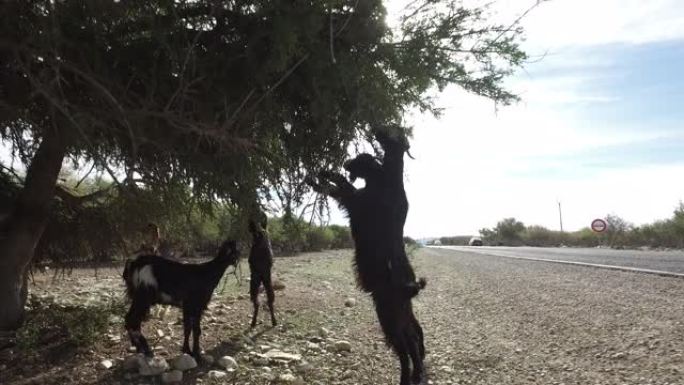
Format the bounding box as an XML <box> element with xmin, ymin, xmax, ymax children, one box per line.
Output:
<box><xmin>591</xmin><ymin>218</ymin><xmax>607</xmax><ymax>233</ymax></box>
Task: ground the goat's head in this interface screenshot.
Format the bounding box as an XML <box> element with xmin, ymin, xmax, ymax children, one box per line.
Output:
<box><xmin>218</xmin><ymin>239</ymin><xmax>240</xmax><ymax>265</ymax></box>
<box><xmin>343</xmin><ymin>153</ymin><xmax>382</xmax><ymax>182</ymax></box>
<box><xmin>248</xmin><ymin>220</ymin><xmax>268</xmax><ymax>242</ymax></box>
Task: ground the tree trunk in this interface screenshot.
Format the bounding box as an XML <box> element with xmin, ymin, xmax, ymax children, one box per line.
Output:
<box><xmin>0</xmin><ymin>128</ymin><xmax>67</xmax><ymax>331</ymax></box>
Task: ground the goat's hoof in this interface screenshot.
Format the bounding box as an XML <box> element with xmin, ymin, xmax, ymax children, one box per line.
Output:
<box><xmin>411</xmin><ymin>372</ymin><xmax>426</xmax><ymax>385</ymax></box>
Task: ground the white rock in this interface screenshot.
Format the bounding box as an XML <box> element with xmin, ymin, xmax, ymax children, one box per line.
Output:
<box><xmin>344</xmin><ymin>298</ymin><xmax>356</xmax><ymax>307</ymax></box>
<box><xmin>138</xmin><ymin>356</ymin><xmax>169</xmax><ymax>376</ymax></box>
<box><xmin>207</xmin><ymin>370</ymin><xmax>230</xmax><ymax>380</ymax></box>
<box><xmin>217</xmin><ymin>355</ymin><xmax>238</xmax><ymax>371</ymax></box>
<box><xmin>161</xmin><ymin>370</ymin><xmax>183</xmax><ymax>383</ymax></box>
<box><xmin>278</xmin><ymin>373</ymin><xmax>297</xmax><ymax>383</ymax></box>
<box><xmin>263</xmin><ymin>349</ymin><xmax>302</xmax><ymax>362</ymax></box>
<box><xmin>334</xmin><ymin>340</ymin><xmax>352</xmax><ymax>352</ymax></box>
<box><xmin>171</xmin><ymin>354</ymin><xmax>197</xmax><ymax>371</ymax></box>
<box><xmin>100</xmin><ymin>359</ymin><xmax>114</xmax><ymax>369</ymax></box>
<box><xmin>156</xmin><ymin>329</ymin><xmax>165</xmax><ymax>338</ymax></box>
<box><xmin>318</xmin><ymin>327</ymin><xmax>330</xmax><ymax>337</ymax></box>
<box><xmin>107</xmin><ymin>334</ymin><xmax>121</xmax><ymax>343</ymax></box>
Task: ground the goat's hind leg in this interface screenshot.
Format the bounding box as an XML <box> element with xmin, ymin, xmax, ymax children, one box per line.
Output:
<box><xmin>181</xmin><ymin>308</ymin><xmax>193</xmax><ymax>356</ymax></box>
<box><xmin>191</xmin><ymin>312</ymin><xmax>203</xmax><ymax>360</ymax></box>
<box><xmin>263</xmin><ymin>273</ymin><xmax>277</xmax><ymax>326</ymax></box>
<box><xmin>249</xmin><ymin>274</ymin><xmax>262</xmax><ymax>328</ymax></box>
<box><xmin>405</xmin><ymin>325</ymin><xmax>426</xmax><ymax>384</ymax></box>
<box><xmin>393</xmin><ymin>334</ymin><xmax>412</xmax><ymax>385</ymax></box>
<box><xmin>125</xmin><ymin>300</ymin><xmax>153</xmax><ymax>356</ymax></box>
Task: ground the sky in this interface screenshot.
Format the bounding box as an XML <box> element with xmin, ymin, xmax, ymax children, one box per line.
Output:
<box><xmin>381</xmin><ymin>0</ymin><xmax>684</xmax><ymax>238</ymax></box>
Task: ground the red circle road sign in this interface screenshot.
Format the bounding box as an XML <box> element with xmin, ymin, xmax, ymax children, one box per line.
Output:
<box><xmin>591</xmin><ymin>218</ymin><xmax>607</xmax><ymax>233</ymax></box>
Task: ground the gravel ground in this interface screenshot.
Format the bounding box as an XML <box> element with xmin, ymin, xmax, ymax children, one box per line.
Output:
<box><xmin>2</xmin><ymin>247</ymin><xmax>683</xmax><ymax>385</ymax></box>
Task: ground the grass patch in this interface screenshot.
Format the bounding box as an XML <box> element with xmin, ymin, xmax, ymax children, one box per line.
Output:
<box><xmin>17</xmin><ymin>295</ymin><xmax>126</xmax><ymax>352</ymax></box>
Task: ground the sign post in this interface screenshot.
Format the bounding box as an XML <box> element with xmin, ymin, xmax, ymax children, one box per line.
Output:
<box><xmin>591</xmin><ymin>218</ymin><xmax>607</xmax><ymax>233</ymax></box>
<box><xmin>591</xmin><ymin>218</ymin><xmax>608</xmax><ymax>247</ymax></box>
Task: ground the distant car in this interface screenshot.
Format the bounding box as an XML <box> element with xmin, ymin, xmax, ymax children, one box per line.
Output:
<box><xmin>468</xmin><ymin>236</ymin><xmax>483</xmax><ymax>246</ymax></box>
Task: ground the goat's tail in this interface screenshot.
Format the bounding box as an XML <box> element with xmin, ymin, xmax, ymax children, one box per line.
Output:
<box><xmin>404</xmin><ymin>277</ymin><xmax>427</xmax><ymax>298</ymax></box>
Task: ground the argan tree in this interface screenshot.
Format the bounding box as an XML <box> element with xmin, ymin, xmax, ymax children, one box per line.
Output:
<box><xmin>0</xmin><ymin>0</ymin><xmax>530</xmax><ymax>330</ymax></box>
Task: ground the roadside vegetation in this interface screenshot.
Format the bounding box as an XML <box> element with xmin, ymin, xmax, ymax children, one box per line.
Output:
<box><xmin>432</xmin><ymin>202</ymin><xmax>684</xmax><ymax>249</ymax></box>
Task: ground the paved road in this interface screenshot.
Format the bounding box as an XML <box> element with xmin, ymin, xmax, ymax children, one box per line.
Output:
<box><xmin>435</xmin><ymin>245</ymin><xmax>684</xmax><ymax>274</ymax></box>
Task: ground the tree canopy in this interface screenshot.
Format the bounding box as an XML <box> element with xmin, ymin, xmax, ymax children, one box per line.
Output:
<box><xmin>1</xmin><ymin>0</ymin><xmax>527</xmax><ymax>207</ymax></box>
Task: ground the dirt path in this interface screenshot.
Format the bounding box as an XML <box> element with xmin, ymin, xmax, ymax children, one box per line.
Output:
<box><xmin>3</xmin><ymin>248</ymin><xmax>683</xmax><ymax>385</ymax></box>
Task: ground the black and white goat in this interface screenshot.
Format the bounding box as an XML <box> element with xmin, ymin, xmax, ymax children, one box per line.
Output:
<box><xmin>122</xmin><ymin>240</ymin><xmax>240</xmax><ymax>359</ymax></box>
<box><xmin>247</xmin><ymin>215</ymin><xmax>277</xmax><ymax>328</ymax></box>
<box><xmin>307</xmin><ymin>129</ymin><xmax>426</xmax><ymax>385</ymax></box>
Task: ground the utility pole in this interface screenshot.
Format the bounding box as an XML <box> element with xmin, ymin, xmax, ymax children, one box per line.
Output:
<box><xmin>557</xmin><ymin>201</ymin><xmax>564</xmax><ymax>232</ymax></box>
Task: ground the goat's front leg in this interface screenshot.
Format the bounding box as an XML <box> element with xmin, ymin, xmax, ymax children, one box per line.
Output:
<box><xmin>191</xmin><ymin>315</ymin><xmax>202</xmax><ymax>360</ymax></box>
<box><xmin>125</xmin><ymin>301</ymin><xmax>153</xmax><ymax>357</ymax></box>
<box><xmin>181</xmin><ymin>308</ymin><xmax>193</xmax><ymax>355</ymax></box>
<box><xmin>306</xmin><ymin>171</ymin><xmax>356</xmax><ymax>203</ymax></box>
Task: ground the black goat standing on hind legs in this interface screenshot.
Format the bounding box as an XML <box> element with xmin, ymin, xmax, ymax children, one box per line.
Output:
<box><xmin>122</xmin><ymin>239</ymin><xmax>240</xmax><ymax>360</ymax></box>
<box><xmin>247</xmin><ymin>212</ymin><xmax>277</xmax><ymax>328</ymax></box>
<box><xmin>307</xmin><ymin>128</ymin><xmax>427</xmax><ymax>385</ymax></box>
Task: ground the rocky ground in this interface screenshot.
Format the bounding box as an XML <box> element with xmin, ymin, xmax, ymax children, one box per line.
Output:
<box><xmin>1</xmin><ymin>247</ymin><xmax>684</xmax><ymax>385</ymax></box>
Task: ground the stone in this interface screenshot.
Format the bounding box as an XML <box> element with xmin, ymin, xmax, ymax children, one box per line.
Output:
<box><xmin>217</xmin><ymin>355</ymin><xmax>238</xmax><ymax>371</ymax></box>
<box><xmin>344</xmin><ymin>298</ymin><xmax>356</xmax><ymax>307</ymax></box>
<box><xmin>171</xmin><ymin>354</ymin><xmax>197</xmax><ymax>371</ymax></box>
<box><xmin>334</xmin><ymin>340</ymin><xmax>352</xmax><ymax>352</ymax></box>
<box><xmin>161</xmin><ymin>370</ymin><xmax>183</xmax><ymax>383</ymax></box>
<box><xmin>264</xmin><ymin>349</ymin><xmax>302</xmax><ymax>362</ymax></box>
<box><xmin>278</xmin><ymin>373</ymin><xmax>297</xmax><ymax>383</ymax></box>
<box><xmin>273</xmin><ymin>280</ymin><xmax>286</xmax><ymax>291</ymax></box>
<box><xmin>295</xmin><ymin>361</ymin><xmax>314</xmax><ymax>373</ymax></box>
<box><xmin>202</xmin><ymin>354</ymin><xmax>215</xmax><ymax>365</ymax></box>
<box><xmin>138</xmin><ymin>356</ymin><xmax>169</xmax><ymax>376</ymax></box>
<box><xmin>100</xmin><ymin>359</ymin><xmax>114</xmax><ymax>369</ymax></box>
<box><xmin>123</xmin><ymin>354</ymin><xmax>143</xmax><ymax>372</ymax></box>
<box><xmin>207</xmin><ymin>370</ymin><xmax>229</xmax><ymax>380</ymax></box>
